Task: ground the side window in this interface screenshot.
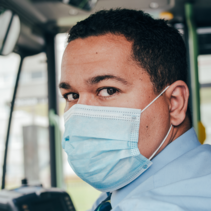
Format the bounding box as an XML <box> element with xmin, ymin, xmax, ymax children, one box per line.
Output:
<box><xmin>198</xmin><ymin>55</ymin><xmax>211</xmax><ymax>145</ymax></box>
<box><xmin>0</xmin><ymin>53</ymin><xmax>21</xmax><ymax>185</ymax></box>
<box><xmin>5</xmin><ymin>53</ymin><xmax>50</xmax><ymax>189</ymax></box>
<box><xmin>55</xmin><ymin>33</ymin><xmax>101</xmax><ymax>211</ymax></box>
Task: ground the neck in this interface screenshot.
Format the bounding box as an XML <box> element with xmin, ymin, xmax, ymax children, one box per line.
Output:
<box><xmin>153</xmin><ymin>116</ymin><xmax>191</xmax><ymax>159</ymax></box>
<box><xmin>170</xmin><ymin>115</ymin><xmax>191</xmax><ymax>144</ymax></box>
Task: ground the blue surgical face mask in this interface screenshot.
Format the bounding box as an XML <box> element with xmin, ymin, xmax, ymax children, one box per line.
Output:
<box><xmin>62</xmin><ymin>86</ymin><xmax>172</xmax><ymax>192</ymax></box>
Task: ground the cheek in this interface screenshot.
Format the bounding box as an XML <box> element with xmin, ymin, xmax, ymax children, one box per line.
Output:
<box><xmin>103</xmin><ymin>91</ymin><xmax>144</xmax><ymax>109</ymax></box>
<box><xmin>140</xmin><ymin>102</ymin><xmax>170</xmax><ymax>134</ymax></box>
<box><xmin>137</xmin><ymin>101</ymin><xmax>170</xmax><ymax>157</ymax></box>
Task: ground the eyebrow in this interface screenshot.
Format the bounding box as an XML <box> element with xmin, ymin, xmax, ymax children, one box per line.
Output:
<box><xmin>59</xmin><ymin>82</ymin><xmax>71</xmax><ymax>89</ymax></box>
<box><xmin>86</xmin><ymin>74</ymin><xmax>129</xmax><ymax>85</ymax></box>
<box><xmin>59</xmin><ymin>74</ymin><xmax>129</xmax><ymax>89</ymax></box>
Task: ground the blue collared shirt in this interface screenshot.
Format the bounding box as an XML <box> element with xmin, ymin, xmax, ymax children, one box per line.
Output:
<box><xmin>88</xmin><ymin>128</ymin><xmax>211</xmax><ymax>211</ymax></box>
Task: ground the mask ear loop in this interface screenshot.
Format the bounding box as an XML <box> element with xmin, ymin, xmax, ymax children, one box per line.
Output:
<box><xmin>141</xmin><ymin>86</ymin><xmax>169</xmax><ymax>113</ymax></box>
<box><xmin>140</xmin><ymin>85</ymin><xmax>171</xmax><ymax>160</ymax></box>
<box><xmin>149</xmin><ymin>125</ymin><xmax>172</xmax><ymax>160</ymax></box>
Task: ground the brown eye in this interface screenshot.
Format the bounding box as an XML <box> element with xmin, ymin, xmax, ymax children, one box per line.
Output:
<box><xmin>98</xmin><ymin>88</ymin><xmax>117</xmax><ymax>97</ymax></box>
<box><xmin>67</xmin><ymin>93</ymin><xmax>79</xmax><ymax>101</ymax></box>
<box><xmin>72</xmin><ymin>93</ymin><xmax>79</xmax><ymax>99</ymax></box>
<box><xmin>107</xmin><ymin>88</ymin><xmax>117</xmax><ymax>95</ymax></box>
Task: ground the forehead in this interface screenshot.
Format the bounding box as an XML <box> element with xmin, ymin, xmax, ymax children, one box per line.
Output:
<box><xmin>62</xmin><ymin>34</ymin><xmax>133</xmax><ymax>68</ymax></box>
<box><xmin>60</xmin><ymin>34</ymin><xmax>146</xmax><ymax>85</ymax></box>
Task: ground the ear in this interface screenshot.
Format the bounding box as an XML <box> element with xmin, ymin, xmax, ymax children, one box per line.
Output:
<box><xmin>166</xmin><ymin>81</ymin><xmax>189</xmax><ymax>126</ymax></box>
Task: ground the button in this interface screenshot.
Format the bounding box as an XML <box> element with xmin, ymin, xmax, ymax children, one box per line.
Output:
<box><xmin>65</xmin><ymin>136</ymin><xmax>69</xmax><ymax>141</ymax></box>
<box><xmin>143</xmin><ymin>164</ymin><xmax>148</xmax><ymax>169</ymax></box>
<box><xmin>132</xmin><ymin>116</ymin><xmax>136</xmax><ymax>120</ymax></box>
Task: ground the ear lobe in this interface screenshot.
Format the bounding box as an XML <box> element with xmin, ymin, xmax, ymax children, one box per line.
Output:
<box><xmin>167</xmin><ymin>81</ymin><xmax>189</xmax><ymax>126</ymax></box>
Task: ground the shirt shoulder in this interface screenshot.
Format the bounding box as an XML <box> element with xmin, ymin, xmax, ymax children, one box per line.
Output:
<box><xmin>113</xmin><ymin>144</ymin><xmax>211</xmax><ymax>211</ymax></box>
<box><xmin>154</xmin><ymin>143</ymin><xmax>211</xmax><ymax>187</ymax></box>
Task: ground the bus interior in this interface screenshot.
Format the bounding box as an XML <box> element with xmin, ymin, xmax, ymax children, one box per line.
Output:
<box><xmin>0</xmin><ymin>0</ymin><xmax>211</xmax><ymax>210</ymax></box>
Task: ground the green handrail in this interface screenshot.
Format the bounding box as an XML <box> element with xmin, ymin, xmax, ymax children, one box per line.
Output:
<box><xmin>185</xmin><ymin>3</ymin><xmax>200</xmax><ymax>135</ymax></box>
<box><xmin>49</xmin><ymin>109</ymin><xmax>64</xmax><ymax>189</ymax></box>
<box><xmin>185</xmin><ymin>3</ymin><xmax>206</xmax><ymax>144</ymax></box>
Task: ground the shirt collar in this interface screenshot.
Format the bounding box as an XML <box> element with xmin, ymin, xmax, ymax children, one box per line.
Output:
<box><xmin>111</xmin><ymin>127</ymin><xmax>200</xmax><ymax>208</ymax></box>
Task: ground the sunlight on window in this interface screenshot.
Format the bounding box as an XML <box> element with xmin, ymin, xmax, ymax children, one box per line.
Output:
<box><xmin>198</xmin><ymin>55</ymin><xmax>211</xmax><ymax>145</ymax></box>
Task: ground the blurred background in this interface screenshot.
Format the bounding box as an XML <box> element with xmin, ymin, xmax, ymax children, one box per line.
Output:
<box><xmin>0</xmin><ymin>1</ymin><xmax>211</xmax><ymax>211</ymax></box>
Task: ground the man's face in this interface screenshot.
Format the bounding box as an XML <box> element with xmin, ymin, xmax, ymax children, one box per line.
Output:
<box><xmin>60</xmin><ymin>34</ymin><xmax>170</xmax><ymax>158</ymax></box>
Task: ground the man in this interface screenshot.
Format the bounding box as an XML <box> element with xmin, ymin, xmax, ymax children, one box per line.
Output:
<box><xmin>59</xmin><ymin>9</ymin><xmax>211</xmax><ymax>211</ymax></box>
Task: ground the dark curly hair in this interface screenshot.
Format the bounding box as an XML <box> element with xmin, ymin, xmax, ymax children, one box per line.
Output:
<box><xmin>67</xmin><ymin>9</ymin><xmax>187</xmax><ymax>94</ymax></box>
